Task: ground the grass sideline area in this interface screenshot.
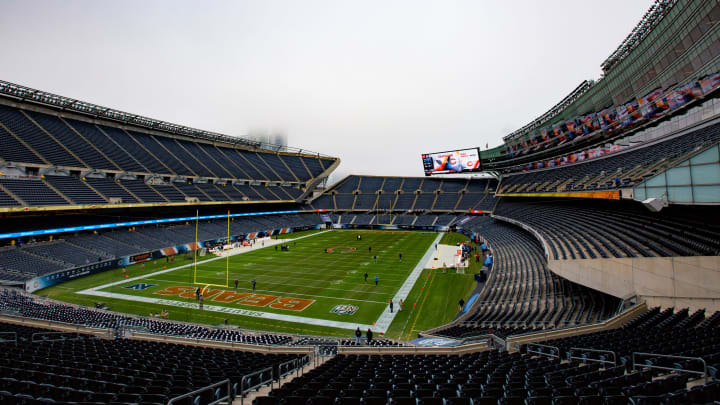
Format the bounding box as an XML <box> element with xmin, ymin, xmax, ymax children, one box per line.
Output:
<box><xmin>440</xmin><ymin>231</ymin><xmax>486</xmax><ymax>274</ymax></box>
<box><xmin>36</xmin><ymin>230</ymin><xmax>477</xmax><ymax>340</ymax></box>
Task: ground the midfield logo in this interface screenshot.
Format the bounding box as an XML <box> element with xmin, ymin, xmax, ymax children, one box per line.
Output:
<box><xmin>123</xmin><ymin>283</ymin><xmax>157</xmax><ymax>291</ymax></box>
<box><xmin>330</xmin><ymin>304</ymin><xmax>358</xmax><ymax>315</ymax></box>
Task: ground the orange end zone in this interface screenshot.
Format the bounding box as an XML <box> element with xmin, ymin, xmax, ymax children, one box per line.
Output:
<box><xmin>153</xmin><ymin>285</ymin><xmax>314</xmax><ymax>312</ymax></box>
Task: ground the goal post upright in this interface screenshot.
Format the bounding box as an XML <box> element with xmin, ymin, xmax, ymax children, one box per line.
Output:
<box><xmin>226</xmin><ymin>209</ymin><xmax>230</xmax><ymax>288</ymax></box>
<box><xmin>193</xmin><ymin>209</ymin><xmax>198</xmax><ymax>285</ymax></box>
<box><xmin>378</xmin><ymin>193</ymin><xmax>392</xmax><ymax>226</ymax></box>
<box><xmin>193</xmin><ymin>209</ymin><xmax>231</xmax><ymax>290</ymax></box>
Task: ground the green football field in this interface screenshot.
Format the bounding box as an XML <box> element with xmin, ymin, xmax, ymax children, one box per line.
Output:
<box><xmin>37</xmin><ymin>229</ymin><xmax>478</xmax><ymax>340</ymax></box>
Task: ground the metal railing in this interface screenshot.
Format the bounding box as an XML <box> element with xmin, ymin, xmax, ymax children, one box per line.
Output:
<box><xmin>0</xmin><ymin>332</ymin><xmax>17</xmax><ymax>345</ymax></box>
<box><xmin>167</xmin><ymin>379</ymin><xmax>230</xmax><ymax>405</ymax></box>
<box><xmin>459</xmin><ymin>334</ymin><xmax>505</xmax><ymax>351</ymax></box>
<box><xmin>297</xmin><ymin>354</ymin><xmax>310</xmax><ymax>376</ymax></box>
<box><xmin>568</xmin><ymin>347</ymin><xmax>617</xmax><ymax>366</ymax></box>
<box><xmin>277</xmin><ymin>358</ymin><xmax>298</xmax><ymax>380</ymax></box>
<box><xmin>526</xmin><ymin>343</ymin><xmax>561</xmax><ymax>359</ymax></box>
<box><xmin>31</xmin><ymin>331</ymin><xmax>80</xmax><ymax>342</ymax></box>
<box><xmin>632</xmin><ymin>352</ymin><xmax>709</xmax><ymax>383</ymax></box>
<box><xmin>315</xmin><ymin>342</ymin><xmax>339</xmax><ymax>366</ymax></box>
<box><xmin>239</xmin><ymin>367</ymin><xmax>273</xmax><ymax>405</ymax></box>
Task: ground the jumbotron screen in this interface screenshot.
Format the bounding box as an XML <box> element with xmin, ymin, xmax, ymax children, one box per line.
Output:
<box><xmin>421</xmin><ymin>147</ymin><xmax>482</xmax><ymax>175</ymax></box>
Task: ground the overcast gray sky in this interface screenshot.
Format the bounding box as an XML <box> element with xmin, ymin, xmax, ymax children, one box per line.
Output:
<box><xmin>0</xmin><ymin>0</ymin><xmax>652</xmax><ymax>182</ymax></box>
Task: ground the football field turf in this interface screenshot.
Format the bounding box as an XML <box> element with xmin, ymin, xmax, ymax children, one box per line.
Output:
<box><xmin>77</xmin><ymin>230</ymin><xmax>441</xmax><ymax>331</ymax></box>
<box><xmin>38</xmin><ymin>229</ymin><xmax>477</xmax><ymax>339</ymax></box>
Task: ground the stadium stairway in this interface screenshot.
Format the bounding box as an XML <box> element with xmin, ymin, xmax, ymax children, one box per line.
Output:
<box><xmin>241</xmin><ymin>356</ymin><xmax>333</xmax><ymax>405</ymax></box>
<box><xmin>0</xmin><ymin>182</ymin><xmax>23</xmax><ymax>205</ymax></box>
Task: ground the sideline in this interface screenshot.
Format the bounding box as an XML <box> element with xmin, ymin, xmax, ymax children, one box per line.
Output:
<box><xmin>77</xmin><ymin>229</ymin><xmax>382</xmax><ymax>330</ymax></box>
<box><xmin>372</xmin><ymin>233</ymin><xmax>445</xmax><ymax>332</ymax></box>
<box><xmin>81</xmin><ymin>290</ymin><xmax>377</xmax><ymax>331</ymax></box>
<box><xmin>77</xmin><ymin>229</ymin><xmax>440</xmax><ymax>333</ymax></box>
<box><xmin>77</xmin><ymin>230</ymin><xmax>332</xmax><ymax>293</ymax></box>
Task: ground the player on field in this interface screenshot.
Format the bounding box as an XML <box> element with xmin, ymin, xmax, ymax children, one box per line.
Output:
<box><xmin>252</xmin><ymin>279</ymin><xmax>257</xmax><ymax>291</ymax></box>
<box><xmin>399</xmin><ymin>253</ymin><xmax>402</xmax><ymax>261</ymax></box>
<box><xmin>374</xmin><ymin>275</ymin><xmax>379</xmax><ymax>286</ymax></box>
<box><xmin>364</xmin><ymin>272</ymin><xmax>368</xmax><ymax>282</ymax></box>
<box><xmin>234</xmin><ymin>279</ymin><xmax>239</xmax><ymax>289</ymax></box>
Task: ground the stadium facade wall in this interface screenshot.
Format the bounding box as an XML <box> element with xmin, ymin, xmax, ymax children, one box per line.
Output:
<box><xmin>548</xmin><ymin>256</ymin><xmax>720</xmax><ymax>313</ymax></box>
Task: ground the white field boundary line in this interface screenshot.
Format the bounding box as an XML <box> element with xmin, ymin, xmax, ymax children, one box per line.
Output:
<box><xmin>81</xmin><ymin>290</ymin><xmax>377</xmax><ymax>331</ymax></box>
<box><xmin>145</xmin><ymin>277</ymin><xmax>395</xmax><ymax>300</ymax></box>
<box><xmin>77</xmin><ymin>229</ymin><xmax>433</xmax><ymax>333</ymax></box>
<box><xmin>75</xmin><ymin>229</ymin><xmax>377</xmax><ymax>331</ymax></box>
<box><xmin>372</xmin><ymin>233</ymin><xmax>445</xmax><ymax>333</ymax></box>
<box><xmin>77</xmin><ymin>230</ymin><xmax>332</xmax><ymax>293</ymax></box>
<box><xmin>191</xmin><ymin>265</ymin><xmax>409</xmax><ymax>281</ymax></box>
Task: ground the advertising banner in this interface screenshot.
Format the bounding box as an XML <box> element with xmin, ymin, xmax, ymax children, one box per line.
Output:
<box><xmin>25</xmin><ymin>260</ymin><xmax>118</xmax><ymax>293</ymax></box>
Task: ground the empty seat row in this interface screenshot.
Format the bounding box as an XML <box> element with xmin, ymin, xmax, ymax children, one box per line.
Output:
<box><xmin>0</xmin><ymin>104</ymin><xmax>335</xmax><ymax>182</ymax></box>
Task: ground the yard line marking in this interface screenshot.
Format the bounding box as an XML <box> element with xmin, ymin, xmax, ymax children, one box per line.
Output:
<box><xmin>77</xmin><ymin>229</ymin><xmax>438</xmax><ymax>334</ymax></box>
<box><xmin>408</xmin><ymin>271</ymin><xmax>436</xmax><ymax>340</ymax></box>
<box><xmin>79</xmin><ymin>230</ymin><xmax>332</xmax><ymax>293</ymax></box>
<box><xmin>372</xmin><ymin>232</ymin><xmax>445</xmax><ymax>332</ymax></box>
<box><xmin>144</xmin><ymin>277</ymin><xmax>395</xmax><ymax>300</ymax></box>
<box><xmin>76</xmin><ymin>290</ymin><xmax>377</xmax><ymax>331</ymax></box>
<box><xmin>191</xmin><ymin>267</ymin><xmax>407</xmax><ymax>281</ymax></box>
<box><xmin>399</xmin><ymin>270</ymin><xmax>431</xmax><ymax>340</ymax></box>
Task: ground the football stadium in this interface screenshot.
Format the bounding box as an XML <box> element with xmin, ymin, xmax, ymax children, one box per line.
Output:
<box><xmin>1</xmin><ymin>1</ymin><xmax>720</xmax><ymax>404</ymax></box>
